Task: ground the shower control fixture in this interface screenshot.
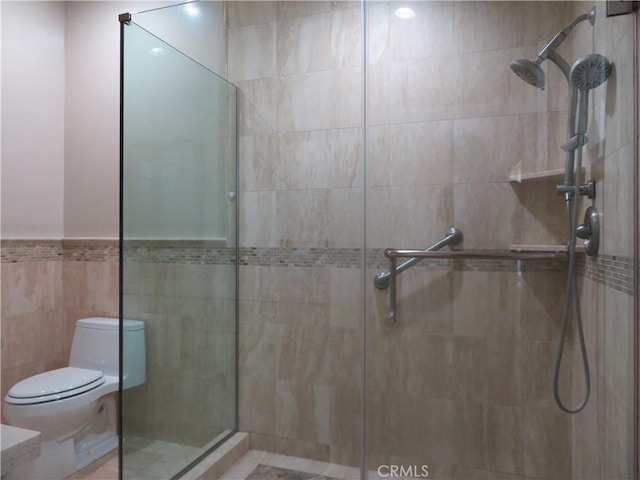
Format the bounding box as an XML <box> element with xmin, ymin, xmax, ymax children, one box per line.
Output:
<box><xmin>576</xmin><ymin>206</ymin><xmax>599</xmax><ymax>256</ymax></box>
<box><xmin>556</xmin><ymin>179</ymin><xmax>596</xmax><ymax>199</ymax></box>
<box><xmin>510</xmin><ymin>6</ymin><xmax>611</xmax><ymax>414</ymax></box>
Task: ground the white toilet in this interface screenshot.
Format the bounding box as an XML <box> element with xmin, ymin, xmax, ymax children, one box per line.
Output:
<box><xmin>3</xmin><ymin>317</ymin><xmax>145</xmax><ymax>479</ymax></box>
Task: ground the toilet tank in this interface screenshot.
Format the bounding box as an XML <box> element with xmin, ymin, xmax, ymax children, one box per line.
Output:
<box><xmin>69</xmin><ymin>317</ymin><xmax>146</xmax><ymax>389</ymax></box>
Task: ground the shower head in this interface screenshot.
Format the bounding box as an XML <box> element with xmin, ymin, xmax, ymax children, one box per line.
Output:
<box><xmin>510</xmin><ymin>59</ymin><xmax>546</xmax><ymax>90</ymax></box>
<box><xmin>511</xmin><ymin>7</ymin><xmax>597</xmax><ymax>87</ymax></box>
<box><xmin>570</xmin><ymin>53</ymin><xmax>611</xmax><ymax>90</ymax></box>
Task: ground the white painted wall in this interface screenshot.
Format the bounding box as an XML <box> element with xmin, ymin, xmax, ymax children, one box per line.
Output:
<box><xmin>1</xmin><ymin>1</ymin><xmax>66</xmax><ymax>238</ymax></box>
<box><xmin>1</xmin><ymin>1</ymin><xmax>227</xmax><ymax>239</ymax></box>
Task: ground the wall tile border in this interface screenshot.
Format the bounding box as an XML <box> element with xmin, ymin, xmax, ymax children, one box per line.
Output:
<box><xmin>578</xmin><ymin>254</ymin><xmax>635</xmax><ymax>296</ymax></box>
<box><xmin>1</xmin><ymin>239</ymin><xmax>63</xmax><ymax>262</ymax></box>
<box><xmin>63</xmin><ymin>239</ymin><xmax>119</xmax><ymax>262</ymax></box>
<box><xmin>1</xmin><ymin>239</ymin><xmax>118</xmax><ymax>263</ymax></box>
<box><xmin>2</xmin><ymin>240</ymin><xmax>634</xmax><ymax>295</ymax></box>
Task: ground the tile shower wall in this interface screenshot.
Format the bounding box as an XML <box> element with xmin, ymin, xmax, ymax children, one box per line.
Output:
<box><xmin>232</xmin><ymin>1</ymin><xmax>635</xmax><ymax>478</ymax></box>
<box><xmin>366</xmin><ymin>2</ymin><xmax>634</xmax><ymax>479</ymax></box>
<box><xmin>0</xmin><ymin>240</ymin><xmax>118</xmax><ymax>420</ymax></box>
<box><xmin>571</xmin><ymin>2</ymin><xmax>636</xmax><ymax>479</ymax></box>
<box><xmin>229</xmin><ymin>0</ymin><xmax>365</xmax><ymax>464</ymax></box>
<box><xmin>365</xmin><ymin>2</ymin><xmax>576</xmax><ymax>477</ymax></box>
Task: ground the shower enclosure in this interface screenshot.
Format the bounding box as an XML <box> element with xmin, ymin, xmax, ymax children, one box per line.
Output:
<box><xmin>121</xmin><ymin>1</ymin><xmax>637</xmax><ymax>479</ymax></box>
<box><xmin>119</xmin><ymin>2</ymin><xmax>237</xmax><ymax>478</ymax></box>
<box><xmin>363</xmin><ymin>3</ymin><xmax>635</xmax><ymax>477</ymax></box>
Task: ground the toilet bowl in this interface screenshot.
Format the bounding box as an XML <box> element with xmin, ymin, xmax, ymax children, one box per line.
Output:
<box><xmin>3</xmin><ymin>317</ymin><xmax>145</xmax><ymax>479</ymax></box>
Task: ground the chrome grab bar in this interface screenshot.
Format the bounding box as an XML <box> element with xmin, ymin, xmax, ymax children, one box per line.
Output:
<box><xmin>374</xmin><ymin>227</ymin><xmax>463</xmax><ymax>327</ymax></box>
<box><xmin>373</xmin><ymin>227</ymin><xmax>464</xmax><ymax>290</ymax></box>
<box><xmin>385</xmin><ymin>249</ymin><xmax>568</xmax><ymax>261</ymax></box>
<box><xmin>376</xmin><ymin>229</ymin><xmax>569</xmax><ymax>327</ymax></box>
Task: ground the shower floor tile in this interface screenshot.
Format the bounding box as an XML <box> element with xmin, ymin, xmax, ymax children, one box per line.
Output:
<box><xmin>72</xmin><ymin>446</ymin><xmax>362</xmax><ymax>480</ymax></box>
<box><xmin>70</xmin><ymin>436</ymin><xmax>202</xmax><ymax>479</ymax></box>
<box><xmin>220</xmin><ymin>450</ymin><xmax>361</xmax><ymax>480</ymax></box>
<box><xmin>245</xmin><ymin>464</ymin><xmax>339</xmax><ymax>480</ymax></box>
<box><xmin>121</xmin><ymin>436</ymin><xmax>202</xmax><ymax>479</ymax></box>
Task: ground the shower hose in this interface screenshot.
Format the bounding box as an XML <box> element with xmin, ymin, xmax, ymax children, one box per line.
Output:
<box><xmin>553</xmin><ymin>146</ymin><xmax>590</xmax><ymax>414</ymax></box>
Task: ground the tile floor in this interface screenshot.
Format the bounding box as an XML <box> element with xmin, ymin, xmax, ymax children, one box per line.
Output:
<box><xmin>220</xmin><ymin>451</ymin><xmax>360</xmax><ymax>480</ymax></box>
<box><xmin>70</xmin><ymin>436</ymin><xmax>202</xmax><ymax>480</ymax></box>
<box><xmin>71</xmin><ymin>447</ymin><xmax>366</xmax><ymax>480</ymax></box>
<box><xmin>244</xmin><ymin>464</ymin><xmax>339</xmax><ymax>480</ymax></box>
<box><xmin>120</xmin><ymin>436</ymin><xmax>203</xmax><ymax>479</ymax></box>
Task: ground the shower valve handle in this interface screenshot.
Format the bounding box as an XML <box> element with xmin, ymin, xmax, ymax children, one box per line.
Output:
<box><xmin>576</xmin><ymin>223</ymin><xmax>591</xmax><ymax>239</ymax></box>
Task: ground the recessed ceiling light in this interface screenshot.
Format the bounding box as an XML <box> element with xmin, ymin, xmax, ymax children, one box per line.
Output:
<box><xmin>394</xmin><ymin>7</ymin><xmax>416</xmax><ymax>19</ymax></box>
<box><xmin>184</xmin><ymin>3</ymin><xmax>200</xmax><ymax>18</ymax></box>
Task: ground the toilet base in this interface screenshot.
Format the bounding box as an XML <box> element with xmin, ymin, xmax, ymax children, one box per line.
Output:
<box><xmin>75</xmin><ymin>431</ymin><xmax>118</xmax><ymax>471</ymax></box>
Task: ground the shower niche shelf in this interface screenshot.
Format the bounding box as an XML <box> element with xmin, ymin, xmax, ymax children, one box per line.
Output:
<box><xmin>509</xmin><ymin>167</ymin><xmax>585</xmax><ymax>183</ymax></box>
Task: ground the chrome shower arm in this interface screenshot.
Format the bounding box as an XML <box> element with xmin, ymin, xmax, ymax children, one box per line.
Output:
<box><xmin>537</xmin><ymin>6</ymin><xmax>596</xmax><ymax>64</ymax></box>
<box><xmin>562</xmin><ymin>6</ymin><xmax>596</xmax><ymax>34</ymax></box>
<box><xmin>536</xmin><ymin>31</ymin><xmax>568</xmax><ymax>64</ymax></box>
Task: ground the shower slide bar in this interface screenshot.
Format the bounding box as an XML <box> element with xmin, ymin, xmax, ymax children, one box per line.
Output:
<box><xmin>375</xmin><ymin>228</ymin><xmax>568</xmax><ymax>325</ymax></box>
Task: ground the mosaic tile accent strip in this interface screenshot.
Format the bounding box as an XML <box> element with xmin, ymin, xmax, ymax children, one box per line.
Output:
<box><xmin>3</xmin><ymin>240</ymin><xmax>635</xmax><ymax>296</ymax></box>
<box><xmin>1</xmin><ymin>239</ymin><xmax>117</xmax><ymax>263</ymax></box>
<box><xmin>578</xmin><ymin>254</ymin><xmax>635</xmax><ymax>295</ymax></box>
<box><xmin>1</xmin><ymin>239</ymin><xmax>63</xmax><ymax>263</ymax></box>
<box><xmin>124</xmin><ymin>243</ymin><xmax>237</xmax><ymax>265</ymax></box>
<box><xmin>246</xmin><ymin>465</ymin><xmax>338</xmax><ymax>480</ymax></box>
<box><xmin>240</xmin><ymin>247</ymin><xmax>361</xmax><ymax>268</ymax></box>
<box><xmin>62</xmin><ymin>239</ymin><xmax>119</xmax><ymax>262</ymax></box>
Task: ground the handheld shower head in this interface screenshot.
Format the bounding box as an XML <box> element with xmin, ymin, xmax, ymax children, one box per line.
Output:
<box><xmin>570</xmin><ymin>53</ymin><xmax>611</xmax><ymax>90</ymax></box>
<box><xmin>510</xmin><ymin>59</ymin><xmax>546</xmax><ymax>90</ymax></box>
<box><xmin>571</xmin><ymin>53</ymin><xmax>611</xmax><ymax>137</ymax></box>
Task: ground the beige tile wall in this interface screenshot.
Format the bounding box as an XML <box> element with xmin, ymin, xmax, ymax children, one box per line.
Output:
<box><xmin>571</xmin><ymin>2</ymin><xmax>636</xmax><ymax>480</ymax></box>
<box><xmin>366</xmin><ymin>0</ymin><xmax>574</xmax><ymax>251</ymax></box>
<box><xmin>234</xmin><ymin>1</ymin><xmax>635</xmax><ymax>479</ymax></box>
<box><xmin>364</xmin><ymin>2</ymin><xmax>582</xmax><ymax>477</ymax></box>
<box><xmin>0</xmin><ymin>241</ymin><xmax>119</xmax><ymax>422</ymax></box>
<box><xmin>1</xmin><ymin>260</ymin><xmax>65</xmax><ymax>412</ymax></box>
<box><xmin>230</xmin><ymin>0</ymin><xmax>365</xmax><ymax>466</ymax></box>
<box><xmin>366</xmin><ymin>1</ymin><xmax>636</xmax><ymax>478</ymax></box>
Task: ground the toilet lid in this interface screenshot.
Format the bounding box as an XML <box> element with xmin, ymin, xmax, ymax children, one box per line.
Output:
<box><xmin>6</xmin><ymin>367</ymin><xmax>105</xmax><ymax>404</ymax></box>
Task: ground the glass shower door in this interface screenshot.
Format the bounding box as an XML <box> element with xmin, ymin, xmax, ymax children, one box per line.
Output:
<box><xmin>120</xmin><ymin>10</ymin><xmax>237</xmax><ymax>479</ymax></box>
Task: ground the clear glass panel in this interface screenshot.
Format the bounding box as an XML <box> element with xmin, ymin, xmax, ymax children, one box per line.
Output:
<box><xmin>226</xmin><ymin>0</ymin><xmax>365</xmax><ymax>474</ymax></box>
<box><xmin>364</xmin><ymin>1</ymin><xmax>636</xmax><ymax>478</ymax></box>
<box><xmin>120</xmin><ymin>14</ymin><xmax>237</xmax><ymax>479</ymax></box>
<box><xmin>130</xmin><ymin>1</ymin><xmax>226</xmax><ymax>75</ymax></box>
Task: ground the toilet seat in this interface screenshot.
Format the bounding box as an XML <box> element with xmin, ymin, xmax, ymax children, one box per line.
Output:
<box><xmin>6</xmin><ymin>367</ymin><xmax>105</xmax><ymax>405</ymax></box>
